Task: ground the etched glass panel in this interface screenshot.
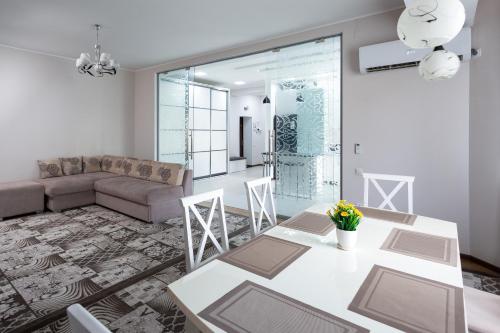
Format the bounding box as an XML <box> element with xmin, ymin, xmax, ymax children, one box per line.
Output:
<box><xmin>157</xmin><ymin>69</ymin><xmax>191</xmax><ymax>167</ymax></box>
<box><xmin>272</xmin><ymin>36</ymin><xmax>341</xmax><ymax>217</ymax></box>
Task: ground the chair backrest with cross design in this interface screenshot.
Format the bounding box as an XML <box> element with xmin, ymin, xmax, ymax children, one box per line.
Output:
<box><xmin>179</xmin><ymin>189</ymin><xmax>229</xmax><ymax>273</ymax></box>
<box><xmin>244</xmin><ymin>177</ymin><xmax>277</xmax><ymax>238</ymax></box>
<box><xmin>362</xmin><ymin>173</ymin><xmax>415</xmax><ymax>214</ymax></box>
<box><xmin>67</xmin><ymin>304</ymin><xmax>111</xmax><ymax>333</ymax></box>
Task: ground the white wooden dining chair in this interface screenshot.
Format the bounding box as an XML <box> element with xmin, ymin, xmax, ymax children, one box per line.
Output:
<box><xmin>67</xmin><ymin>304</ymin><xmax>111</xmax><ymax>333</ymax></box>
<box><xmin>464</xmin><ymin>286</ymin><xmax>500</xmax><ymax>333</ymax></box>
<box><xmin>244</xmin><ymin>177</ymin><xmax>277</xmax><ymax>238</ymax></box>
<box><xmin>179</xmin><ymin>189</ymin><xmax>229</xmax><ymax>273</ymax></box>
<box><xmin>362</xmin><ymin>173</ymin><xmax>415</xmax><ymax>214</ymax></box>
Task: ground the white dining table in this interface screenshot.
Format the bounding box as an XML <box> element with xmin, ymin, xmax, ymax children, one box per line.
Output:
<box><xmin>167</xmin><ymin>203</ymin><xmax>466</xmax><ymax>333</ymax></box>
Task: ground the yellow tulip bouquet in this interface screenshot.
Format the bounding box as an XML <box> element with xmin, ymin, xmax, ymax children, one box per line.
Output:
<box><xmin>327</xmin><ymin>200</ymin><xmax>363</xmax><ymax>231</ymax></box>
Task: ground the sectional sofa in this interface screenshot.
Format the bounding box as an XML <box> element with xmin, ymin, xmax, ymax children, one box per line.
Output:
<box><xmin>34</xmin><ymin>155</ymin><xmax>192</xmax><ymax>223</ymax></box>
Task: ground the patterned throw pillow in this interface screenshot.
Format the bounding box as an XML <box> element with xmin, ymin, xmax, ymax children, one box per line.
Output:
<box><xmin>127</xmin><ymin>159</ymin><xmax>153</xmax><ymax>179</ymax></box>
<box><xmin>38</xmin><ymin>159</ymin><xmax>63</xmax><ymax>179</ymax></box>
<box><xmin>82</xmin><ymin>156</ymin><xmax>102</xmax><ymax>173</ymax></box>
<box><xmin>101</xmin><ymin>155</ymin><xmax>126</xmax><ymax>174</ymax></box>
<box><xmin>60</xmin><ymin>157</ymin><xmax>83</xmax><ymax>175</ymax></box>
<box><xmin>149</xmin><ymin>161</ymin><xmax>185</xmax><ymax>185</ymax></box>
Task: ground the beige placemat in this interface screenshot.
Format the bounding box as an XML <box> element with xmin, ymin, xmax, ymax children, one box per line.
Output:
<box><xmin>199</xmin><ymin>280</ymin><xmax>369</xmax><ymax>333</ymax></box>
<box><xmin>218</xmin><ymin>235</ymin><xmax>310</xmax><ymax>279</ymax></box>
<box><xmin>349</xmin><ymin>265</ymin><xmax>465</xmax><ymax>333</ymax></box>
<box><xmin>381</xmin><ymin>228</ymin><xmax>458</xmax><ymax>266</ymax></box>
<box><xmin>281</xmin><ymin>211</ymin><xmax>336</xmax><ymax>236</ymax></box>
<box><xmin>358</xmin><ymin>206</ymin><xmax>417</xmax><ymax>225</ymax></box>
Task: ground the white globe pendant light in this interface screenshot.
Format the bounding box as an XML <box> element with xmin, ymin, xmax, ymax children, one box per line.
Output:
<box><xmin>418</xmin><ymin>46</ymin><xmax>460</xmax><ymax>81</ymax></box>
<box><xmin>397</xmin><ymin>0</ymin><xmax>466</xmax><ymax>49</ymax></box>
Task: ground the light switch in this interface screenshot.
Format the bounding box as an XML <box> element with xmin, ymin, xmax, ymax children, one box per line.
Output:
<box><xmin>354</xmin><ymin>143</ymin><xmax>361</xmax><ymax>154</ymax></box>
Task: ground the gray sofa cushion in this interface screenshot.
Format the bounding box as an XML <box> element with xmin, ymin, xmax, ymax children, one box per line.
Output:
<box><xmin>94</xmin><ymin>176</ymin><xmax>184</xmax><ymax>205</ymax></box>
<box><xmin>0</xmin><ymin>180</ymin><xmax>44</xmax><ymax>218</ymax></box>
<box><xmin>37</xmin><ymin>172</ymin><xmax>118</xmax><ymax>197</ymax></box>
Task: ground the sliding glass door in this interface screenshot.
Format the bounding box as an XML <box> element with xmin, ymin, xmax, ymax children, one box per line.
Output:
<box><xmin>269</xmin><ymin>36</ymin><xmax>342</xmax><ymax>217</ymax></box>
<box><xmin>157</xmin><ymin>36</ymin><xmax>341</xmax><ymax>218</ymax></box>
<box><xmin>158</xmin><ymin>70</ymin><xmax>229</xmax><ymax>179</ymax></box>
<box><xmin>157</xmin><ymin>69</ymin><xmax>192</xmax><ymax>167</ymax></box>
<box><xmin>189</xmin><ymin>83</ymin><xmax>229</xmax><ymax>179</ymax></box>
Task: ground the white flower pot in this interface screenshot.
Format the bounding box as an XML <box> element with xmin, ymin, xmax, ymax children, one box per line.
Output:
<box><xmin>336</xmin><ymin>229</ymin><xmax>357</xmax><ymax>251</ymax></box>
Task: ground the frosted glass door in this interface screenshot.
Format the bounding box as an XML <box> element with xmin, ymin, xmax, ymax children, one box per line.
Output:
<box><xmin>190</xmin><ymin>86</ymin><xmax>212</xmax><ymax>178</ymax></box>
<box><xmin>188</xmin><ymin>85</ymin><xmax>228</xmax><ymax>179</ymax></box>
<box><xmin>211</xmin><ymin>89</ymin><xmax>228</xmax><ymax>175</ymax></box>
<box><xmin>271</xmin><ymin>36</ymin><xmax>341</xmax><ymax>218</ymax></box>
<box><xmin>157</xmin><ymin>69</ymin><xmax>191</xmax><ymax>166</ymax></box>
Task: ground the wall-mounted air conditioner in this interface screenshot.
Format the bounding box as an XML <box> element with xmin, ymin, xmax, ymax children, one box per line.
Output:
<box><xmin>359</xmin><ymin>27</ymin><xmax>471</xmax><ymax>74</ymax></box>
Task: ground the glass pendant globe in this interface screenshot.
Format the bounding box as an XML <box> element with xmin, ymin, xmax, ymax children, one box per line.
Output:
<box><xmin>397</xmin><ymin>0</ymin><xmax>465</xmax><ymax>49</ymax></box>
<box><xmin>418</xmin><ymin>47</ymin><xmax>460</xmax><ymax>81</ymax></box>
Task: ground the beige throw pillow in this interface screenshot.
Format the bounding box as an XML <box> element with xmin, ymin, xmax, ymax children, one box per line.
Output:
<box><xmin>38</xmin><ymin>159</ymin><xmax>63</xmax><ymax>179</ymax></box>
<box><xmin>150</xmin><ymin>161</ymin><xmax>185</xmax><ymax>185</ymax></box>
<box><xmin>83</xmin><ymin>156</ymin><xmax>102</xmax><ymax>173</ymax></box>
<box><xmin>101</xmin><ymin>155</ymin><xmax>126</xmax><ymax>174</ymax></box>
<box><xmin>60</xmin><ymin>157</ymin><xmax>82</xmax><ymax>175</ymax></box>
<box><xmin>126</xmin><ymin>159</ymin><xmax>153</xmax><ymax>179</ymax></box>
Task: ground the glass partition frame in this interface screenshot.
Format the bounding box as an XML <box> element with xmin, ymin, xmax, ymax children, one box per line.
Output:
<box><xmin>156</xmin><ymin>68</ymin><xmax>193</xmax><ymax>167</ymax></box>
<box><xmin>156</xmin><ymin>34</ymin><xmax>343</xmax><ymax>214</ymax></box>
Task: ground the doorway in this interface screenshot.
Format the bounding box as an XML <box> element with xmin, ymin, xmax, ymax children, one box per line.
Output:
<box><xmin>241</xmin><ymin>116</ymin><xmax>253</xmax><ymax>164</ymax></box>
<box><xmin>157</xmin><ymin>35</ymin><xmax>342</xmax><ymax>218</ymax></box>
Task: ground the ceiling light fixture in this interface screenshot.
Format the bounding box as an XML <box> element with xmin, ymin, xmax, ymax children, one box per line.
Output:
<box><xmin>195</xmin><ymin>71</ymin><xmax>207</xmax><ymax>77</ymax></box>
<box><xmin>234</xmin><ymin>81</ymin><xmax>246</xmax><ymax>85</ymax></box>
<box><xmin>418</xmin><ymin>45</ymin><xmax>460</xmax><ymax>81</ymax></box>
<box><xmin>397</xmin><ymin>0</ymin><xmax>465</xmax><ymax>49</ymax></box>
<box><xmin>76</xmin><ymin>24</ymin><xmax>119</xmax><ymax>77</ymax></box>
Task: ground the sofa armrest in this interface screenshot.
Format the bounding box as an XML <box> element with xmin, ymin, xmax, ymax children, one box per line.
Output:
<box><xmin>182</xmin><ymin>169</ymin><xmax>193</xmax><ymax>196</ymax></box>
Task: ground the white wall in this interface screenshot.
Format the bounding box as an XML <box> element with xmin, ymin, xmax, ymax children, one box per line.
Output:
<box><xmin>340</xmin><ymin>12</ymin><xmax>470</xmax><ymax>254</ymax></box>
<box><xmin>469</xmin><ymin>0</ymin><xmax>500</xmax><ymax>267</ymax></box>
<box><xmin>0</xmin><ymin>46</ymin><xmax>135</xmax><ymax>182</ymax></box>
<box><xmin>134</xmin><ymin>8</ymin><xmax>472</xmax><ymax>254</ymax></box>
<box><xmin>228</xmin><ymin>95</ymin><xmax>266</xmax><ymax>165</ymax></box>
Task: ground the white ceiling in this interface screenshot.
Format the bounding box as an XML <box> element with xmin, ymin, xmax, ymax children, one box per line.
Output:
<box><xmin>189</xmin><ymin>35</ymin><xmax>341</xmax><ymax>91</ymax></box>
<box><xmin>0</xmin><ymin>0</ymin><xmax>402</xmax><ymax>69</ymax></box>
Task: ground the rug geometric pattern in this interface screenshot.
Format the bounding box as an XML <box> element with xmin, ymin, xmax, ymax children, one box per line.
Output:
<box><xmin>462</xmin><ymin>271</ymin><xmax>500</xmax><ymax>296</ymax></box>
<box><xmin>0</xmin><ymin>205</ymin><xmax>250</xmax><ymax>333</ymax></box>
<box><xmin>2</xmin><ymin>205</ymin><xmax>497</xmax><ymax>332</ymax></box>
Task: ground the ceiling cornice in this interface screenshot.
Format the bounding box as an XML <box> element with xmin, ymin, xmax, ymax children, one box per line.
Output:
<box><xmin>136</xmin><ymin>5</ymin><xmax>404</xmax><ymax>72</ymax></box>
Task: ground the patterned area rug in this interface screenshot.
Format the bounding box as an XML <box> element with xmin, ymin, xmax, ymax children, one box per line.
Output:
<box><xmin>463</xmin><ymin>271</ymin><xmax>500</xmax><ymax>295</ymax></box>
<box><xmin>4</xmin><ymin>206</ymin><xmax>498</xmax><ymax>333</ymax></box>
<box><xmin>0</xmin><ymin>205</ymin><xmax>252</xmax><ymax>333</ymax></box>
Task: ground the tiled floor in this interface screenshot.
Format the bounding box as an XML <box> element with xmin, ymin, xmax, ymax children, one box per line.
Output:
<box><xmin>194</xmin><ymin>166</ymin><xmax>337</xmax><ymax>218</ymax></box>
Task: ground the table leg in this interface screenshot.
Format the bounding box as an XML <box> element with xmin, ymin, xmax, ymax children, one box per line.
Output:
<box><xmin>184</xmin><ymin>318</ymin><xmax>201</xmax><ymax>333</ymax></box>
